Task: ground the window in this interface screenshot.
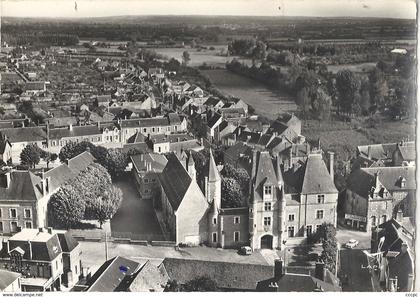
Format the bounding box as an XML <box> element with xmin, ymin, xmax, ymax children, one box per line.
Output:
<box><xmin>316</xmin><ymin>210</ymin><xmax>324</xmax><ymax>219</ymax></box>
<box><xmin>152</xmin><ymin>127</ymin><xmax>155</xmax><ymax>133</ymax></box>
<box><xmin>0</xmin><ymin>222</ymin><xmax>3</xmax><ymax>232</ymax></box>
<box><xmin>234</xmin><ymin>231</ymin><xmax>240</xmax><ymax>242</ymax></box>
<box><xmin>144</xmin><ymin>178</ymin><xmax>149</xmax><ymax>183</ymax></box>
<box><xmin>288</xmin><ymin>214</ymin><xmax>295</xmax><ymax>221</ymax></box>
<box><xmin>56</xmin><ymin>261</ymin><xmax>58</xmax><ymax>270</ymax></box>
<box><xmin>317</xmin><ymin>195</ymin><xmax>325</xmax><ymax>204</ymax></box>
<box><xmin>316</xmin><ymin>225</ymin><xmax>321</xmax><ymax>233</ymax></box>
<box><xmin>288</xmin><ymin>226</ymin><xmax>295</xmax><ymax>237</ymax></box>
<box><xmin>371</xmin><ymin>216</ymin><xmax>376</xmax><ymax>227</ymax></box>
<box><xmin>24</xmin><ymin>209</ymin><xmax>31</xmax><ymax>219</ymax></box>
<box><xmin>10</xmin><ymin>221</ymin><xmax>18</xmax><ymax>232</ymax></box>
<box><xmin>212</xmin><ymin>232</ymin><xmax>217</xmax><ymax>243</ymax></box>
<box><xmin>234</xmin><ymin>217</ymin><xmax>240</xmax><ymax>224</ymax></box>
<box><xmin>264</xmin><ymin>217</ymin><xmax>271</xmax><ymax>226</ymax></box>
<box><xmin>306</xmin><ymin>225</ymin><xmax>313</xmax><ymax>236</ymax></box>
<box><xmin>151</xmin><ymin>178</ymin><xmax>156</xmax><ymax>182</ymax></box>
<box><xmin>144</xmin><ymin>189</ymin><xmax>150</xmax><ymax>194</ymax></box>
<box><xmin>10</xmin><ymin>209</ymin><xmax>17</xmax><ymax>219</ymax></box>
<box><xmin>264</xmin><ymin>202</ymin><xmax>272</xmax><ymax>211</ymax></box>
<box><xmin>0</xmin><ymin>209</ymin><xmax>2</xmax><ymax>218</ymax></box>
<box><xmin>158</xmin><ymin>147</ymin><xmax>161</xmax><ymax>153</ymax></box>
<box><xmin>25</xmin><ymin>221</ymin><xmax>32</xmax><ymax>229</ymax></box>
<box><xmin>213</xmin><ymin>217</ymin><xmax>217</xmax><ymax>225</ymax></box>
<box><xmin>264</xmin><ymin>186</ymin><xmax>272</xmax><ymax>195</ymax></box>
<box><xmin>381</xmin><ymin>215</ymin><xmax>387</xmax><ymax>224</ymax></box>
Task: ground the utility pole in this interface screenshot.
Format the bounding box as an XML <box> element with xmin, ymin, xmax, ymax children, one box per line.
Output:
<box><xmin>105</xmin><ymin>230</ymin><xmax>108</xmax><ymax>261</ymax></box>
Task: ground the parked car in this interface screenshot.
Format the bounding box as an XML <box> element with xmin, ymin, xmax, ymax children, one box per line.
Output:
<box><xmin>345</xmin><ymin>239</ymin><xmax>359</xmax><ymax>249</ymax></box>
<box><xmin>238</xmin><ymin>246</ymin><xmax>252</xmax><ymax>255</ymax></box>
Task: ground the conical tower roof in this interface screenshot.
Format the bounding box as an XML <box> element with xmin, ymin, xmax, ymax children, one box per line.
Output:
<box><xmin>208</xmin><ymin>149</ymin><xmax>221</xmax><ymax>182</ymax></box>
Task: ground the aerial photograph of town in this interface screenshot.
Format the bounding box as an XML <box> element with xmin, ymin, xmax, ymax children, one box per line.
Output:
<box><xmin>0</xmin><ymin>0</ymin><xmax>416</xmax><ymax>293</ymax></box>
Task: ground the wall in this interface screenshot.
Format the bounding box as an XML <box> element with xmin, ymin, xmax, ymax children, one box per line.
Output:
<box><xmin>0</xmin><ymin>202</ymin><xmax>36</xmax><ymax>234</ymax></box>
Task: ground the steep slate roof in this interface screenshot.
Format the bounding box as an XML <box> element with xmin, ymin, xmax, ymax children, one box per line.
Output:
<box><xmin>208</xmin><ymin>150</ymin><xmax>221</xmax><ymax>182</ymax></box>
<box><xmin>54</xmin><ymin>230</ymin><xmax>79</xmax><ymax>253</ymax></box>
<box><xmin>49</xmin><ymin>125</ymin><xmax>102</xmax><ymax>140</ymax></box>
<box><xmin>86</xmin><ymin>256</ymin><xmax>142</xmax><ymax>292</ymax></box>
<box><xmin>0</xmin><ymin>127</ymin><xmax>47</xmax><ymax>143</ymax></box>
<box><xmin>397</xmin><ymin>145</ymin><xmax>416</xmax><ymax>161</ymax></box>
<box><xmin>8</xmin><ymin>229</ymin><xmax>62</xmax><ymax>261</ymax></box>
<box><xmin>0</xmin><ymin>171</ymin><xmax>43</xmax><ymax>201</ymax></box>
<box><xmin>300</xmin><ymin>154</ymin><xmax>337</xmax><ymax>195</ymax></box>
<box><xmin>224</xmin><ymin>142</ymin><xmax>253</xmax><ymax>164</ymax></box>
<box><xmin>347</xmin><ymin>166</ymin><xmax>415</xmax><ymax>198</ymax></box>
<box><xmin>127</xmin><ymin>132</ymin><xmax>146</xmax><ymax>144</ymax></box>
<box><xmin>120</xmin><ymin>117</ymin><xmax>169</xmax><ymax>129</ymax></box>
<box><xmin>207</xmin><ymin>112</ymin><xmax>222</xmax><ymax>129</ymax></box>
<box><xmin>131</xmin><ymin>153</ymin><xmax>168</xmax><ymax>173</ymax></box>
<box><xmin>162</xmin><ymin>257</ymin><xmax>273</xmax><ymax>291</ymax></box>
<box><xmin>0</xmin><ymin>269</ymin><xmax>20</xmax><ymax>290</ymax></box>
<box><xmin>253</xmin><ymin>152</ymin><xmax>280</xmax><ymax>202</ymax></box>
<box><xmin>158</xmin><ymin>153</ymin><xmax>192</xmax><ymax>211</ymax></box>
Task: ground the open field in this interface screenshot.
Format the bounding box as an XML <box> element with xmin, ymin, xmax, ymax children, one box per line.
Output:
<box><xmin>151</xmin><ymin>46</ymin><xmax>253</xmax><ymax>67</ymax></box>
<box><xmin>203</xmin><ymin>69</ymin><xmax>298</xmax><ymax>120</ymax></box>
<box><xmin>327</xmin><ymin>62</ymin><xmax>376</xmax><ymax>74</ymax></box>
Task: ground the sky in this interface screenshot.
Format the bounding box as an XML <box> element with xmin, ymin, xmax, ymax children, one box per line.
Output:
<box><xmin>0</xmin><ymin>0</ymin><xmax>417</xmax><ymax>19</ymax></box>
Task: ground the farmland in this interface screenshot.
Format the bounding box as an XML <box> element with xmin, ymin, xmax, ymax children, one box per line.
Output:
<box><xmin>202</xmin><ymin>69</ymin><xmax>298</xmax><ymax>120</ymax></box>
<box><xmin>151</xmin><ymin>46</ymin><xmax>253</xmax><ymax>67</ymax></box>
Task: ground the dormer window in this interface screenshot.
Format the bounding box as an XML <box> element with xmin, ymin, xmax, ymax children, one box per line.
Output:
<box><xmin>264</xmin><ymin>186</ymin><xmax>272</xmax><ymax>195</ymax></box>
<box><xmin>400</xmin><ymin>176</ymin><xmax>406</xmax><ymax>188</ymax></box>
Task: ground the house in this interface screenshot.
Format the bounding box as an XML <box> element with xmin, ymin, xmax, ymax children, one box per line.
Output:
<box><xmin>257</xmin><ymin>259</ymin><xmax>341</xmax><ymax>292</ymax></box>
<box><xmin>94</xmin><ymin>95</ymin><xmax>112</xmax><ymax>107</ymax></box>
<box><xmin>0</xmin><ymin>228</ymin><xmax>81</xmax><ymax>291</ymax></box>
<box><xmin>266</xmin><ymin>113</ymin><xmax>301</xmax><ymax>137</ymax></box>
<box><xmin>206</xmin><ymin>111</ymin><xmax>223</xmax><ymax>143</ymax></box>
<box><xmin>0</xmin><ymin>127</ymin><xmax>47</xmax><ymax>163</ymax></box>
<box><xmin>131</xmin><ymin>153</ymin><xmax>168</xmax><ymax>200</ymax></box>
<box><xmin>54</xmin><ymin>230</ymin><xmax>81</xmax><ymax>288</ymax></box>
<box><xmin>249</xmin><ymin>150</ymin><xmax>337</xmax><ymax>249</ymax></box>
<box><xmin>123</xmin><ymin>132</ymin><xmax>149</xmax><ymax>155</ymax></box>
<box><xmin>148</xmin><ymin>68</ymin><xmax>164</xmax><ymax>82</ymax></box>
<box><xmin>0</xmin><ymin>151</ymin><xmax>95</xmax><ymax>234</ymax></box>
<box><xmin>224</xmin><ymin>98</ymin><xmax>249</xmax><ymax>115</ymax></box>
<box><xmin>148</xmin><ymin>133</ymin><xmax>201</xmax><ymax>154</ymax></box>
<box><xmin>343</xmin><ymin>166</ymin><xmax>415</xmax><ymax>231</ymax></box>
<box><xmin>80</xmin><ymin>256</ymin><xmax>169</xmax><ymax>292</ymax></box>
<box><xmin>24</xmin><ymin>81</ymin><xmax>46</xmax><ymax>96</ymax></box>
<box><xmin>162</xmin><ymin>257</ymin><xmax>273</xmax><ymax>291</ymax></box>
<box><xmin>156</xmin><ymin>153</ymin><xmax>209</xmax><ymax>245</ymax></box>
<box><xmin>353</xmin><ymin>141</ymin><xmax>415</xmax><ymax>170</ymax></box>
<box><xmin>370</xmin><ymin>218</ymin><xmax>414</xmax><ymax>291</ymax></box>
<box><xmin>0</xmin><ymin>269</ymin><xmax>21</xmax><ymax>292</ymax></box>
<box><xmin>223</xmin><ymin>142</ymin><xmax>253</xmax><ymax>172</ymax></box>
<box><xmin>203</xmin><ymin>97</ymin><xmax>224</xmax><ymax>110</ymax></box>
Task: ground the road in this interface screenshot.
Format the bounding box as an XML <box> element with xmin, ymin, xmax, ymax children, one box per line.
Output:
<box><xmin>336</xmin><ymin>228</ymin><xmax>374</xmax><ymax>291</ymax></box>
<box><xmin>79</xmin><ymin>241</ymin><xmax>276</xmax><ymax>275</ymax></box>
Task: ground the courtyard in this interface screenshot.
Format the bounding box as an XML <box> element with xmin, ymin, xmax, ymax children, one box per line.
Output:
<box><xmin>110</xmin><ymin>177</ymin><xmax>164</xmax><ymax>240</ymax></box>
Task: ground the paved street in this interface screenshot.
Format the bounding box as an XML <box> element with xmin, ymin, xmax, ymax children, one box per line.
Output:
<box><xmin>110</xmin><ymin>179</ymin><xmax>163</xmax><ymax>237</ymax></box>
<box><xmin>79</xmin><ymin>241</ymin><xmax>275</xmax><ymax>275</ymax></box>
<box><xmin>336</xmin><ymin>227</ymin><xmax>374</xmax><ymax>291</ymax></box>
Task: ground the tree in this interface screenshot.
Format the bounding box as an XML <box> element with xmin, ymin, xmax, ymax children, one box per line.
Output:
<box><xmin>92</xmin><ymin>186</ymin><xmax>123</xmax><ymax>227</ymax></box>
<box><xmin>317</xmin><ymin>223</ymin><xmax>338</xmax><ymax>274</ymax></box>
<box><xmin>166</xmin><ymin>58</ymin><xmax>181</xmax><ymax>72</ymax></box>
<box><xmin>336</xmin><ymin>70</ymin><xmax>361</xmax><ymax>115</ymax></box>
<box><xmin>221</xmin><ymin>178</ymin><xmax>244</xmax><ymax>208</ymax></box>
<box><xmin>252</xmin><ymin>41</ymin><xmax>267</xmax><ymax>62</ymax></box>
<box><xmin>48</xmin><ymin>185</ymin><xmax>86</xmax><ymax>228</ymax></box>
<box><xmin>312</xmin><ymin>88</ymin><xmax>332</xmax><ymax>121</ymax></box>
<box><xmin>368</xmin><ymin>68</ymin><xmax>388</xmax><ymax>108</ymax></box>
<box><xmin>182</xmin><ymin>51</ymin><xmax>191</xmax><ymax>66</ymax></box>
<box><xmin>103</xmin><ymin>149</ymin><xmax>128</xmax><ymax>179</ymax></box>
<box><xmin>20</xmin><ymin>143</ymin><xmax>42</xmax><ymax>168</ymax></box>
<box><xmin>221</xmin><ymin>163</ymin><xmax>250</xmax><ymax>196</ymax></box>
<box><xmin>41</xmin><ymin>151</ymin><xmax>58</xmax><ymax>169</ymax></box>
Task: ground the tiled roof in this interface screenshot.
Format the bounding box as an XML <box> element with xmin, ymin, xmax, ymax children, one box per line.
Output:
<box><xmin>162</xmin><ymin>257</ymin><xmax>273</xmax><ymax>291</ymax></box>
<box><xmin>224</xmin><ymin>142</ymin><xmax>253</xmax><ymax>164</ymax></box>
<box><xmin>86</xmin><ymin>256</ymin><xmax>142</xmax><ymax>292</ymax></box>
<box><xmin>300</xmin><ymin>154</ymin><xmax>337</xmax><ymax>195</ymax></box>
<box><xmin>158</xmin><ymin>153</ymin><xmax>192</xmax><ymax>211</ymax></box>
<box><xmin>0</xmin><ymin>127</ymin><xmax>47</xmax><ymax>143</ymax></box>
<box><xmin>397</xmin><ymin>145</ymin><xmax>415</xmax><ymax>161</ymax></box>
<box><xmin>126</xmin><ymin>261</ymin><xmax>169</xmax><ymax>292</ymax></box>
<box><xmin>0</xmin><ymin>269</ymin><xmax>20</xmax><ymax>290</ymax></box>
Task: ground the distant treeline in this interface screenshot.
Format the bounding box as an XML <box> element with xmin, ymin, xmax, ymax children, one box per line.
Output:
<box><xmin>3</xmin><ymin>33</ymin><xmax>79</xmax><ymax>46</ymax></box>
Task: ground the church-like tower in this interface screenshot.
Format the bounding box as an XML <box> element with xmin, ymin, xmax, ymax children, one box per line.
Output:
<box><xmin>206</xmin><ymin>149</ymin><xmax>221</xmax><ymax>212</ymax></box>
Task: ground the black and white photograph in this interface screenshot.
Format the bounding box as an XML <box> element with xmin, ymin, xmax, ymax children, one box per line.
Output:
<box><xmin>0</xmin><ymin>0</ymin><xmax>416</xmax><ymax>293</ymax></box>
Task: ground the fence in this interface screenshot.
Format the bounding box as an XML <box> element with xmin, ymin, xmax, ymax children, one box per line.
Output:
<box><xmin>68</xmin><ymin>229</ymin><xmax>170</xmax><ymax>245</ymax></box>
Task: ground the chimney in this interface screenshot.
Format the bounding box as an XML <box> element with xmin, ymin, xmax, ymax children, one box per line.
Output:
<box><xmin>368</xmin><ymin>146</ymin><xmax>372</xmax><ymax>159</ymax></box>
<box><xmin>204</xmin><ymin>176</ymin><xmax>209</xmax><ymax>202</ymax></box>
<box><xmin>388</xmin><ymin>277</ymin><xmax>398</xmax><ymax>292</ymax></box>
<box><xmin>289</xmin><ymin>147</ymin><xmax>293</xmax><ymax>169</ymax></box>
<box><xmin>38</xmin><ymin>227</ymin><xmax>44</xmax><ymax>233</ymax></box>
<box><xmin>315</xmin><ymin>262</ymin><xmax>326</xmax><ymax>281</ymax></box>
<box><xmin>3</xmin><ymin>171</ymin><xmax>11</xmax><ymax>188</ymax></box>
<box><xmin>328</xmin><ymin>151</ymin><xmax>334</xmax><ymax>181</ymax></box>
<box><xmin>28</xmin><ymin>240</ymin><xmax>32</xmax><ymax>260</ymax></box>
<box><xmin>69</xmin><ymin>123</ymin><xmax>73</xmax><ymax>131</ymax></box>
<box><xmin>1</xmin><ymin>239</ymin><xmax>9</xmax><ymax>254</ymax></box>
<box><xmin>407</xmin><ymin>274</ymin><xmax>414</xmax><ymax>292</ymax></box>
<box><xmin>140</xmin><ymin>154</ymin><xmax>144</xmax><ymax>161</ymax></box>
<box><xmin>274</xmin><ymin>259</ymin><xmax>284</xmax><ymax>280</ymax></box>
<box><xmin>97</xmin><ymin>121</ymin><xmax>101</xmax><ymax>128</ymax></box>
<box><xmin>47</xmin><ymin>227</ymin><xmax>53</xmax><ymax>234</ymax></box>
<box><xmin>396</xmin><ymin>208</ymin><xmax>403</xmax><ymax>222</ymax></box>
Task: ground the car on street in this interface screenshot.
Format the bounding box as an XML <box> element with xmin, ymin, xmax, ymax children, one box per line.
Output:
<box><xmin>238</xmin><ymin>246</ymin><xmax>253</xmax><ymax>255</ymax></box>
<box><xmin>345</xmin><ymin>239</ymin><xmax>359</xmax><ymax>249</ymax></box>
